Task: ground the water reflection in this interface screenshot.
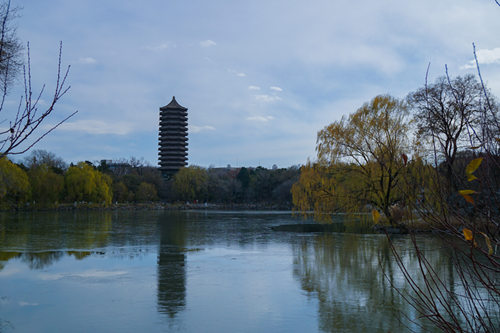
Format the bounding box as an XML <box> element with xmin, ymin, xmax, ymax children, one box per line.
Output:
<box><xmin>0</xmin><ymin>211</ymin><xmax>479</xmax><ymax>332</ymax></box>
<box><xmin>292</xmin><ymin>233</ymin><xmax>456</xmax><ymax>332</ymax></box>
<box><xmin>156</xmin><ymin>212</ymin><xmax>187</xmax><ymax>318</ymax></box>
<box><xmin>0</xmin><ymin>211</ymin><xmax>113</xmax><ymax>269</ymax></box>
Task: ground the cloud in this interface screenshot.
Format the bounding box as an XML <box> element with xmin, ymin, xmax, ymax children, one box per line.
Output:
<box><xmin>200</xmin><ymin>39</ymin><xmax>217</xmax><ymax>47</ymax></box>
<box><xmin>145</xmin><ymin>42</ymin><xmax>175</xmax><ymax>51</ymax></box>
<box><xmin>227</xmin><ymin>69</ymin><xmax>246</xmax><ymax>77</ymax></box>
<box><xmin>270</xmin><ymin>86</ymin><xmax>283</xmax><ymax>92</ymax></box>
<box><xmin>462</xmin><ymin>47</ymin><xmax>500</xmax><ymax>69</ymax></box>
<box><xmin>58</xmin><ymin>120</ymin><xmax>133</xmax><ymax>135</ymax></box>
<box><xmin>78</xmin><ymin>57</ymin><xmax>97</xmax><ymax>64</ymax></box>
<box><xmin>248</xmin><ymin>85</ymin><xmax>261</xmax><ymax>90</ymax></box>
<box><xmin>19</xmin><ymin>301</ymin><xmax>39</xmax><ymax>307</ymax></box>
<box><xmin>190</xmin><ymin>125</ymin><xmax>216</xmax><ymax>133</ymax></box>
<box><xmin>246</xmin><ymin>115</ymin><xmax>275</xmax><ymax>122</ymax></box>
<box><xmin>254</xmin><ymin>94</ymin><xmax>282</xmax><ymax>103</ymax></box>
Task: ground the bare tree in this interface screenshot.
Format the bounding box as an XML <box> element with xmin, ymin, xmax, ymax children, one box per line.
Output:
<box><xmin>390</xmin><ymin>50</ymin><xmax>500</xmax><ymax>332</ymax></box>
<box><xmin>0</xmin><ymin>0</ymin><xmax>21</xmax><ymax>87</ymax></box>
<box><xmin>407</xmin><ymin>75</ymin><xmax>487</xmax><ymax>192</ymax></box>
<box><xmin>23</xmin><ymin>149</ymin><xmax>67</xmax><ymax>170</ymax></box>
<box><xmin>0</xmin><ymin>0</ymin><xmax>76</xmax><ymax>158</ymax></box>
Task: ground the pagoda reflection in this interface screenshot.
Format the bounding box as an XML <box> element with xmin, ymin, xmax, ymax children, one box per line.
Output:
<box><xmin>157</xmin><ymin>212</ymin><xmax>188</xmax><ymax>318</ymax></box>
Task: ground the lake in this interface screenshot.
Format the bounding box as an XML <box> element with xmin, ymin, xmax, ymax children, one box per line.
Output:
<box><xmin>0</xmin><ymin>210</ymin><xmax>472</xmax><ymax>332</ymax></box>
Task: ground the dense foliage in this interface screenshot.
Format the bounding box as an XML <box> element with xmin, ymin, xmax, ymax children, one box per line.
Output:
<box><xmin>169</xmin><ymin>165</ymin><xmax>299</xmax><ymax>207</ymax></box>
<box><xmin>0</xmin><ymin>151</ymin><xmax>299</xmax><ymax>209</ymax></box>
<box><xmin>311</xmin><ymin>95</ymin><xmax>411</xmax><ymax>223</ymax></box>
<box><xmin>0</xmin><ymin>157</ymin><xmax>30</xmax><ymax>208</ymax></box>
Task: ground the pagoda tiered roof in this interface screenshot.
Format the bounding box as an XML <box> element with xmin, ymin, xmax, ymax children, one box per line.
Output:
<box><xmin>158</xmin><ymin>96</ymin><xmax>189</xmax><ymax>177</ymax></box>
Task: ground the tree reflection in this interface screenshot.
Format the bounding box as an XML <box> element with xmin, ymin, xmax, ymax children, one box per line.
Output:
<box><xmin>292</xmin><ymin>233</ymin><xmax>454</xmax><ymax>332</ymax></box>
<box><xmin>157</xmin><ymin>212</ymin><xmax>188</xmax><ymax>319</ymax></box>
<box><xmin>0</xmin><ymin>251</ymin><xmax>21</xmax><ymax>271</ymax></box>
<box><xmin>0</xmin><ymin>211</ymin><xmax>113</xmax><ymax>269</ymax></box>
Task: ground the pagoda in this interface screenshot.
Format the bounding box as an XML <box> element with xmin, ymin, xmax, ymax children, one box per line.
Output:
<box><xmin>158</xmin><ymin>96</ymin><xmax>188</xmax><ymax>177</ymax></box>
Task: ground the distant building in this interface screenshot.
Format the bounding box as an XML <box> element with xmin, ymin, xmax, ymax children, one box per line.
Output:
<box><xmin>158</xmin><ymin>96</ymin><xmax>188</xmax><ymax>177</ymax></box>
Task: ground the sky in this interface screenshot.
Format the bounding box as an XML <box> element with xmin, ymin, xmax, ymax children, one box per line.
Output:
<box><xmin>5</xmin><ymin>0</ymin><xmax>500</xmax><ymax>168</ymax></box>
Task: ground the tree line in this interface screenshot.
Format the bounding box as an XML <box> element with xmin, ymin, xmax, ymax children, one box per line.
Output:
<box><xmin>0</xmin><ymin>150</ymin><xmax>300</xmax><ymax>209</ymax></box>
<box><xmin>169</xmin><ymin>165</ymin><xmax>299</xmax><ymax>206</ymax></box>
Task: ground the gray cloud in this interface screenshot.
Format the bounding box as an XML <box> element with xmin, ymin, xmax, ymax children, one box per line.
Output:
<box><xmin>78</xmin><ymin>57</ymin><xmax>96</xmax><ymax>64</ymax></box>
<box><xmin>145</xmin><ymin>42</ymin><xmax>176</xmax><ymax>51</ymax></box>
<box><xmin>58</xmin><ymin>120</ymin><xmax>134</xmax><ymax>135</ymax></box>
<box><xmin>254</xmin><ymin>95</ymin><xmax>282</xmax><ymax>103</ymax></box>
<box><xmin>190</xmin><ymin>125</ymin><xmax>216</xmax><ymax>133</ymax></box>
<box><xmin>246</xmin><ymin>115</ymin><xmax>275</xmax><ymax>122</ymax></box>
<box><xmin>200</xmin><ymin>39</ymin><xmax>216</xmax><ymax>47</ymax></box>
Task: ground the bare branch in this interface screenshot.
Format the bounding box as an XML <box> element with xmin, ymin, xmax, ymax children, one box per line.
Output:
<box><xmin>0</xmin><ymin>42</ymin><xmax>76</xmax><ymax>158</ymax></box>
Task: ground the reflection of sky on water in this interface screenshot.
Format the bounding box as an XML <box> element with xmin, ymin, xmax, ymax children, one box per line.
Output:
<box><xmin>37</xmin><ymin>269</ymin><xmax>129</xmax><ymax>281</ymax></box>
<box><xmin>0</xmin><ymin>254</ymin><xmax>159</xmax><ymax>332</ymax></box>
<box><xmin>1</xmin><ymin>210</ymin><xmax>493</xmax><ymax>332</ymax></box>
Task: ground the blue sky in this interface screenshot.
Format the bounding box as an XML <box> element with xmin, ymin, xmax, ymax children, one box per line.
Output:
<box><xmin>7</xmin><ymin>0</ymin><xmax>500</xmax><ymax>168</ymax></box>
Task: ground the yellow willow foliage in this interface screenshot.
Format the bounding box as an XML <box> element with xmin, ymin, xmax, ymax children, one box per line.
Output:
<box><xmin>372</xmin><ymin>209</ymin><xmax>381</xmax><ymax>224</ymax></box>
<box><xmin>28</xmin><ymin>164</ymin><xmax>64</xmax><ymax>207</ymax></box>
<box><xmin>314</xmin><ymin>95</ymin><xmax>411</xmax><ymax>224</ymax></box>
<box><xmin>291</xmin><ymin>162</ymin><xmax>337</xmax><ymax>222</ymax></box>
<box><xmin>172</xmin><ymin>166</ymin><xmax>208</xmax><ymax>202</ymax></box>
<box><xmin>0</xmin><ymin>157</ymin><xmax>30</xmax><ymax>206</ymax></box>
<box><xmin>65</xmin><ymin>162</ymin><xmax>112</xmax><ymax>206</ymax></box>
<box><xmin>317</xmin><ymin>95</ymin><xmax>410</xmax><ymax>165</ymax></box>
<box><xmin>292</xmin><ymin>161</ymin><xmax>369</xmax><ymax>222</ymax></box>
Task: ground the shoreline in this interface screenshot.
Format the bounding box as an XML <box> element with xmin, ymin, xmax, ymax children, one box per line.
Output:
<box><xmin>2</xmin><ymin>202</ymin><xmax>294</xmax><ymax>212</ymax></box>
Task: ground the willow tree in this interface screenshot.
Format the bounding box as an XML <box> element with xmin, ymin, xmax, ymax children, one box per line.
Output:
<box><xmin>0</xmin><ymin>156</ymin><xmax>30</xmax><ymax>208</ymax></box>
<box><xmin>172</xmin><ymin>166</ymin><xmax>208</xmax><ymax>202</ymax></box>
<box><xmin>292</xmin><ymin>161</ymin><xmax>337</xmax><ymax>221</ymax></box>
<box><xmin>28</xmin><ymin>163</ymin><xmax>64</xmax><ymax>207</ymax></box>
<box><xmin>64</xmin><ymin>162</ymin><xmax>112</xmax><ymax>206</ymax></box>
<box><xmin>312</xmin><ymin>95</ymin><xmax>412</xmax><ymax>224</ymax></box>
